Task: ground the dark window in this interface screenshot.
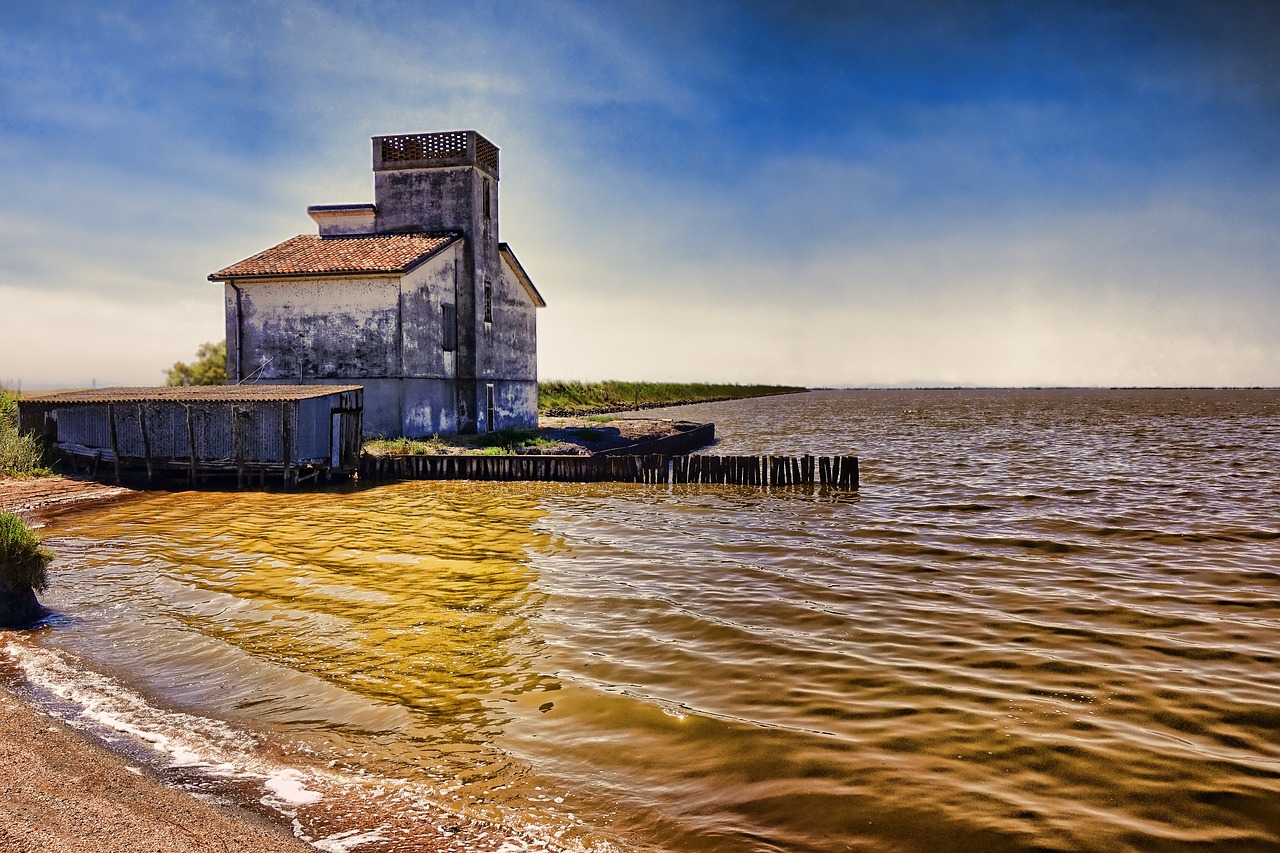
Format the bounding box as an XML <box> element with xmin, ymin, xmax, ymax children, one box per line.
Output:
<box><xmin>483</xmin><ymin>178</ymin><xmax>491</xmax><ymax>219</ymax></box>
<box><xmin>483</xmin><ymin>280</ymin><xmax>493</xmax><ymax>324</ymax></box>
<box><xmin>442</xmin><ymin>303</ymin><xmax>456</xmax><ymax>351</ymax></box>
<box><xmin>485</xmin><ymin>385</ymin><xmax>496</xmax><ymax>432</ymax></box>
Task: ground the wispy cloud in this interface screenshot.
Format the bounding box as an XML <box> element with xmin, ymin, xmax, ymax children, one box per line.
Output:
<box><xmin>1</xmin><ymin>0</ymin><xmax>1277</xmax><ymax>387</ymax></box>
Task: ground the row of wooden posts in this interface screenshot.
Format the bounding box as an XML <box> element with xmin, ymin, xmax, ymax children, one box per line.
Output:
<box><xmin>359</xmin><ymin>453</ymin><xmax>859</xmax><ymax>488</ymax></box>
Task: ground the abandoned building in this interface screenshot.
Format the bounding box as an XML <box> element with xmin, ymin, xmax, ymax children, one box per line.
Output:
<box><xmin>209</xmin><ymin>130</ymin><xmax>545</xmax><ymax>437</ymax></box>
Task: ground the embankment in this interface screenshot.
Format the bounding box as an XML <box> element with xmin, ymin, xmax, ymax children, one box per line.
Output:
<box><xmin>538</xmin><ymin>381</ymin><xmax>806</xmax><ymax>416</ymax></box>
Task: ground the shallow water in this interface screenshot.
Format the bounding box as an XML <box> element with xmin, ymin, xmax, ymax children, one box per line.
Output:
<box><xmin>7</xmin><ymin>389</ymin><xmax>1280</xmax><ymax>852</ymax></box>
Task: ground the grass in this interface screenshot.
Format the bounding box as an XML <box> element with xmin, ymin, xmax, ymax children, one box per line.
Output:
<box><xmin>0</xmin><ymin>512</ymin><xmax>51</xmax><ymax>593</ymax></box>
<box><xmin>538</xmin><ymin>381</ymin><xmax>806</xmax><ymax>416</ymax></box>
<box><xmin>363</xmin><ymin>436</ymin><xmax>452</xmax><ymax>456</ymax></box>
<box><xmin>0</xmin><ymin>391</ymin><xmax>53</xmax><ymax>478</ymax></box>
<box><xmin>474</xmin><ymin>428</ymin><xmax>559</xmax><ymax>452</ymax></box>
<box><xmin>364</xmin><ymin>429</ymin><xmax>558</xmax><ymax>457</ymax></box>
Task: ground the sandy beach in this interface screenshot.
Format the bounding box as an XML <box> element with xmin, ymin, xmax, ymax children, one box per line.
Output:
<box><xmin>0</xmin><ymin>685</ymin><xmax>312</xmax><ymax>852</ymax></box>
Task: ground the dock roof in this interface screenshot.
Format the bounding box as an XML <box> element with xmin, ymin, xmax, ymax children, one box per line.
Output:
<box><xmin>22</xmin><ymin>385</ymin><xmax>364</xmax><ymax>404</ymax></box>
<box><xmin>208</xmin><ymin>233</ymin><xmax>458</xmax><ymax>281</ymax></box>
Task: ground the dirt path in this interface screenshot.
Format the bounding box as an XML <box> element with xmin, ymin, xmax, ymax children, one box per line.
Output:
<box><xmin>0</xmin><ymin>476</ymin><xmax>136</xmax><ymax>523</ymax></box>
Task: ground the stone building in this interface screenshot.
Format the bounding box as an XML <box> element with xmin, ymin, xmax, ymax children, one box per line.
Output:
<box><xmin>209</xmin><ymin>130</ymin><xmax>545</xmax><ymax>437</ymax></box>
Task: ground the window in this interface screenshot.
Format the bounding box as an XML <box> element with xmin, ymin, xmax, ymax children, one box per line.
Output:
<box><xmin>483</xmin><ymin>280</ymin><xmax>493</xmax><ymax>324</ymax></box>
<box><xmin>482</xmin><ymin>178</ymin><xmax>491</xmax><ymax>219</ymax></box>
<box><xmin>485</xmin><ymin>385</ymin><xmax>495</xmax><ymax>432</ymax></box>
<box><xmin>441</xmin><ymin>303</ymin><xmax>456</xmax><ymax>352</ymax></box>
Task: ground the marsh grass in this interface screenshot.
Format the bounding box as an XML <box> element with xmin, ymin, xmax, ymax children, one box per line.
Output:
<box><xmin>0</xmin><ymin>512</ymin><xmax>50</xmax><ymax>593</ymax></box>
<box><xmin>538</xmin><ymin>381</ymin><xmax>805</xmax><ymax>415</ymax></box>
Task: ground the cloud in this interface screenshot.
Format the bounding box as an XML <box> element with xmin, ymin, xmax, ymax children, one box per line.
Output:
<box><xmin>1</xmin><ymin>0</ymin><xmax>1276</xmax><ymax>388</ymax></box>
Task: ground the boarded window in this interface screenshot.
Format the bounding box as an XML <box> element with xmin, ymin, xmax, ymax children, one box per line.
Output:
<box><xmin>442</xmin><ymin>303</ymin><xmax>456</xmax><ymax>351</ymax></box>
<box><xmin>483</xmin><ymin>280</ymin><xmax>493</xmax><ymax>324</ymax></box>
<box><xmin>486</xmin><ymin>384</ymin><xmax>496</xmax><ymax>432</ymax></box>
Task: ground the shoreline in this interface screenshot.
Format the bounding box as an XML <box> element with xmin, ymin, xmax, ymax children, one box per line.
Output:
<box><xmin>0</xmin><ymin>475</ymin><xmax>138</xmax><ymax>526</ymax></box>
<box><xmin>0</xmin><ymin>476</ymin><xmax>316</xmax><ymax>850</ymax></box>
<box><xmin>0</xmin><ymin>680</ymin><xmax>312</xmax><ymax>852</ymax></box>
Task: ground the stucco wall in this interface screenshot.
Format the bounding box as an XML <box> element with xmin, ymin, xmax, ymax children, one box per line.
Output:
<box><xmin>478</xmin><ymin>259</ymin><xmax>538</xmax><ymax>383</ymax></box>
<box><xmin>400</xmin><ymin>246</ymin><xmax>460</xmax><ymax>378</ymax></box>
<box><xmin>232</xmin><ymin>275</ymin><xmax>400</xmax><ymax>381</ymax></box>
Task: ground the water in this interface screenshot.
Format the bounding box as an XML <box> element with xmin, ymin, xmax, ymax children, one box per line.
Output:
<box><xmin>5</xmin><ymin>389</ymin><xmax>1279</xmax><ymax>852</ymax></box>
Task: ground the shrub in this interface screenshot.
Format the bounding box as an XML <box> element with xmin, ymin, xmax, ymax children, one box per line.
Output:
<box><xmin>0</xmin><ymin>512</ymin><xmax>51</xmax><ymax>593</ymax></box>
<box><xmin>0</xmin><ymin>391</ymin><xmax>51</xmax><ymax>477</ymax></box>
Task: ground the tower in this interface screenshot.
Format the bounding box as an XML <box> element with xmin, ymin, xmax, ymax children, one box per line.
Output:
<box><xmin>372</xmin><ymin>131</ymin><xmax>501</xmax><ymax>433</ymax></box>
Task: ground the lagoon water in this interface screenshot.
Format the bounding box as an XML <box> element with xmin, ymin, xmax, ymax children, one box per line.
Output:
<box><xmin>5</xmin><ymin>389</ymin><xmax>1280</xmax><ymax>852</ymax></box>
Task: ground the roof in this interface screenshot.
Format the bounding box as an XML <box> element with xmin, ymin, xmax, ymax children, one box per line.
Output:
<box><xmin>498</xmin><ymin>243</ymin><xmax>547</xmax><ymax>308</ymax></box>
<box><xmin>20</xmin><ymin>385</ymin><xmax>365</xmax><ymax>404</ymax></box>
<box><xmin>208</xmin><ymin>233</ymin><xmax>459</xmax><ymax>281</ymax></box>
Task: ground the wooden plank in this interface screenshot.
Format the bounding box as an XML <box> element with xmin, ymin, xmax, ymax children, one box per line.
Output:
<box><xmin>184</xmin><ymin>405</ymin><xmax>198</xmax><ymax>486</ymax></box>
<box><xmin>107</xmin><ymin>403</ymin><xmax>121</xmax><ymax>485</ymax></box>
<box><xmin>136</xmin><ymin>404</ymin><xmax>153</xmax><ymax>485</ymax></box>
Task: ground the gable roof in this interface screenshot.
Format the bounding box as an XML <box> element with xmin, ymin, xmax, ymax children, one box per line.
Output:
<box><xmin>208</xmin><ymin>233</ymin><xmax>459</xmax><ymax>281</ymax></box>
<box><xmin>498</xmin><ymin>243</ymin><xmax>547</xmax><ymax>308</ymax></box>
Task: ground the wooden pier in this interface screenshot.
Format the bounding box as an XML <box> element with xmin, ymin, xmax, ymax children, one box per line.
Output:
<box><xmin>359</xmin><ymin>453</ymin><xmax>858</xmax><ymax>488</ymax></box>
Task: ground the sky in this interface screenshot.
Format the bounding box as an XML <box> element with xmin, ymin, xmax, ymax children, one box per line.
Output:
<box><xmin>1</xmin><ymin>0</ymin><xmax>1277</xmax><ymax>389</ymax></box>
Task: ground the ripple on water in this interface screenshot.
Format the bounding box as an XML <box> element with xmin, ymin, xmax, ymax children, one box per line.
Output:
<box><xmin>16</xmin><ymin>389</ymin><xmax>1280</xmax><ymax>852</ymax></box>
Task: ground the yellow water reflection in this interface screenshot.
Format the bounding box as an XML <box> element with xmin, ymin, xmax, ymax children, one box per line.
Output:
<box><xmin>44</xmin><ymin>480</ymin><xmax>558</xmax><ymax>763</ymax></box>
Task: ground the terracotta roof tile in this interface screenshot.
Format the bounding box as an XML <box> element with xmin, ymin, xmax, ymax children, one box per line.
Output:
<box><xmin>208</xmin><ymin>233</ymin><xmax>459</xmax><ymax>280</ymax></box>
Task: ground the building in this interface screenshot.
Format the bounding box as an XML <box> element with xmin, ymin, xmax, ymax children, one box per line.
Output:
<box><xmin>17</xmin><ymin>385</ymin><xmax>365</xmax><ymax>487</ymax></box>
<box><xmin>209</xmin><ymin>130</ymin><xmax>545</xmax><ymax>437</ymax></box>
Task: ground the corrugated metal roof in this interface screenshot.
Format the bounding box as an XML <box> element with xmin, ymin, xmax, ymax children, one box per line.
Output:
<box><xmin>208</xmin><ymin>233</ymin><xmax>458</xmax><ymax>280</ymax></box>
<box><xmin>22</xmin><ymin>385</ymin><xmax>364</xmax><ymax>404</ymax></box>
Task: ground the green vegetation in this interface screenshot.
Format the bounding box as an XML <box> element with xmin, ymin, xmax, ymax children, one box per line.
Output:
<box><xmin>0</xmin><ymin>391</ymin><xmax>52</xmax><ymax>477</ymax></box>
<box><xmin>474</xmin><ymin>428</ymin><xmax>558</xmax><ymax>452</ymax></box>
<box><xmin>0</xmin><ymin>512</ymin><xmax>51</xmax><ymax>593</ymax></box>
<box><xmin>165</xmin><ymin>340</ymin><xmax>227</xmax><ymax>386</ymax></box>
<box><xmin>364</xmin><ymin>436</ymin><xmax>451</xmax><ymax>456</ymax></box>
<box><xmin>365</xmin><ymin>429</ymin><xmax>558</xmax><ymax>457</ymax></box>
<box><xmin>538</xmin><ymin>381</ymin><xmax>806</xmax><ymax>416</ymax></box>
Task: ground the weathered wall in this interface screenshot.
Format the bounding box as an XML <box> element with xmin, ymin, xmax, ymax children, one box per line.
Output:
<box><xmin>375</xmin><ymin>164</ymin><xmax>502</xmax><ymax>434</ymax></box>
<box><xmin>400</xmin><ymin>244</ymin><xmax>461</xmax><ymax>378</ymax></box>
<box><xmin>477</xmin><ymin>380</ymin><xmax>539</xmax><ymax>431</ymax></box>
<box><xmin>480</xmin><ymin>259</ymin><xmax>538</xmax><ymax>382</ymax></box>
<box><xmin>233</xmin><ymin>275</ymin><xmax>400</xmax><ymax>381</ymax></box>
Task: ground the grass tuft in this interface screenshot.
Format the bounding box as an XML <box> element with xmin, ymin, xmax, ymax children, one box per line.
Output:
<box><xmin>0</xmin><ymin>391</ymin><xmax>53</xmax><ymax>477</ymax></box>
<box><xmin>0</xmin><ymin>512</ymin><xmax>51</xmax><ymax>593</ymax></box>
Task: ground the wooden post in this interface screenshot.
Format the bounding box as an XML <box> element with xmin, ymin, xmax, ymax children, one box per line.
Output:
<box><xmin>280</xmin><ymin>401</ymin><xmax>292</xmax><ymax>488</ymax></box>
<box><xmin>107</xmin><ymin>403</ymin><xmax>121</xmax><ymax>485</ymax></box>
<box><xmin>845</xmin><ymin>456</ymin><xmax>859</xmax><ymax>489</ymax></box>
<box><xmin>184</xmin><ymin>405</ymin><xmax>198</xmax><ymax>486</ymax></box>
<box><xmin>137</xmin><ymin>404</ymin><xmax>154</xmax><ymax>485</ymax></box>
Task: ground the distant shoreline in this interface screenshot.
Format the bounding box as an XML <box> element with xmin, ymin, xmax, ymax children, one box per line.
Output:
<box><xmin>539</xmin><ymin>383</ymin><xmax>808</xmax><ymax>417</ymax></box>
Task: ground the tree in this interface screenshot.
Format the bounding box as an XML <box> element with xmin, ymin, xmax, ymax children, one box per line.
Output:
<box><xmin>165</xmin><ymin>341</ymin><xmax>227</xmax><ymax>386</ymax></box>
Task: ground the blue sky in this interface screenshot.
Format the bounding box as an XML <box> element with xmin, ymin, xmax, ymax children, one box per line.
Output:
<box><xmin>2</xmin><ymin>0</ymin><xmax>1277</xmax><ymax>388</ymax></box>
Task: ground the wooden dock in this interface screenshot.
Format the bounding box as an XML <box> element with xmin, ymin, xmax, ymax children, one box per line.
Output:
<box><xmin>359</xmin><ymin>453</ymin><xmax>858</xmax><ymax>488</ymax></box>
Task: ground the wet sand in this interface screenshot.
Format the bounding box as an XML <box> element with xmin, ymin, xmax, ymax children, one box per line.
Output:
<box><xmin>0</xmin><ymin>686</ymin><xmax>310</xmax><ymax>852</ymax></box>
